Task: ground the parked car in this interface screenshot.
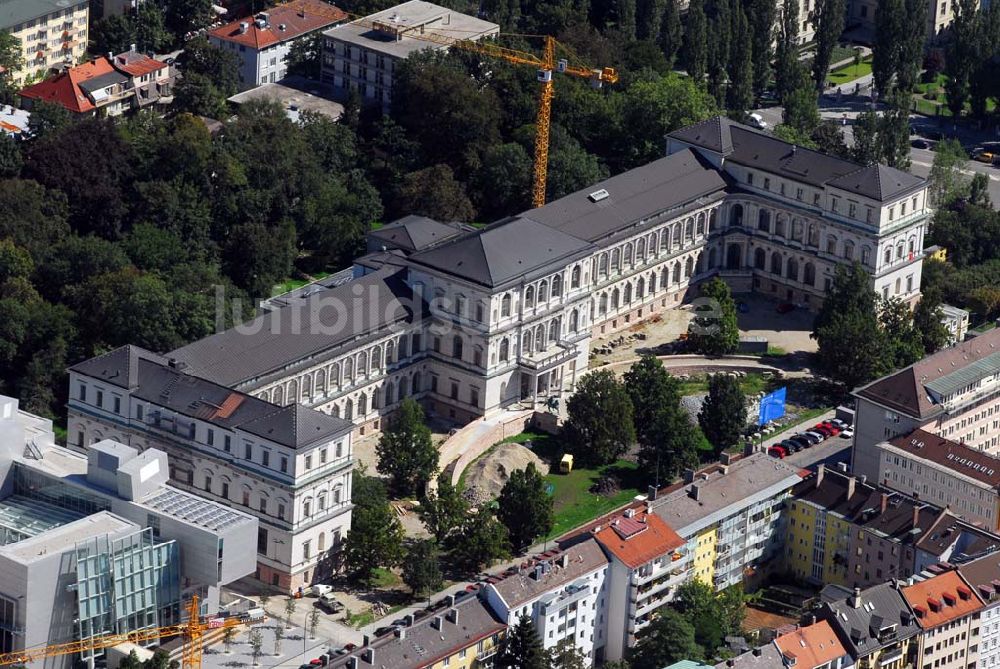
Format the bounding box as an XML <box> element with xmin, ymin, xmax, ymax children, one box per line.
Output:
<box><xmin>789</xmin><ymin>436</ymin><xmax>811</xmax><ymax>449</ymax></box>
<box><xmin>812</xmin><ymin>424</ymin><xmax>833</xmax><ymax>437</ymax></box>
<box><xmin>830</xmin><ymin>418</ymin><xmax>850</xmax><ymax>430</ymax></box>
<box><xmin>840</xmin><ymin>428</ymin><xmax>854</xmax><ymax>439</ymax></box>
<box><xmin>316</xmin><ymin>593</ymin><xmax>343</xmax><ymax>614</ymax></box>
<box><xmin>311</xmin><ymin>584</ymin><xmax>333</xmax><ymax>597</ymax></box>
<box><xmin>801</xmin><ymin>432</ymin><xmax>824</xmax><ymax>444</ymax></box>
<box><xmin>748</xmin><ymin>112</ymin><xmax>768</xmax><ymax>130</ymax></box>
<box><xmin>374</xmin><ymin>626</ymin><xmax>397</xmax><ymax>637</ymax></box>
<box><xmin>768</xmin><ymin>445</ymin><xmax>787</xmax><ymax>458</ymax></box>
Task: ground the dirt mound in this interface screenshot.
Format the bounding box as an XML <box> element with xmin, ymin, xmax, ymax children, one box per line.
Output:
<box><xmin>463</xmin><ymin>442</ymin><xmax>550</xmax><ymax>503</ymax></box>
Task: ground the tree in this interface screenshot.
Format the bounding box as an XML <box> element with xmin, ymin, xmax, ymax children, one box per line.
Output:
<box><xmin>307</xmin><ymin>609</ymin><xmax>320</xmax><ymax>639</ymax></box>
<box><xmin>418</xmin><ymin>475</ymin><xmax>469</xmax><ymax>543</ymax></box>
<box><xmin>748</xmin><ymin>0</ymin><xmax>777</xmax><ymax>98</ymax></box>
<box><xmin>687</xmin><ymin>277</ymin><xmax>740</xmax><ymax>355</ymax></box>
<box><xmin>402</xmin><ymin>539</ymin><xmax>443</xmax><ymax>599</ymax></box>
<box><xmin>812</xmin><ymin>121</ymin><xmax>850</xmax><ymax>157</ymax></box>
<box><xmin>164</xmin><ymin>0</ymin><xmax>213</xmax><ymax>38</ymax></box>
<box><xmin>944</xmin><ymin>0</ymin><xmax>979</xmax><ymax>118</ymax></box>
<box><xmin>851</xmin><ymin>108</ymin><xmax>881</xmax><ymax>166</ymax></box>
<box><xmin>283</xmin><ymin>597</ymin><xmax>297</xmax><ymax>629</ymax></box>
<box><xmin>928</xmin><ymin>137</ymin><xmax>971</xmax><ymax>205</ymax></box>
<box><xmin>223</xmin><ymin>220</ymin><xmax>296</xmax><ymax>299</ymax></box>
<box><xmin>376</xmin><ymin>398</ymin><xmax>438</xmax><ymax>497</ymax></box>
<box><xmin>180</xmin><ymin>36</ymin><xmax>239</xmax><ymax>94</ymax></box>
<box><xmin>449</xmin><ymin>508</ymin><xmax>511</xmax><ymax>569</ymax></box>
<box><xmin>222</xmin><ymin>626</ymin><xmax>237</xmax><ymax>654</ymax></box>
<box><xmin>682</xmin><ymin>0</ymin><xmax>708</xmax><ymax>80</ymax></box>
<box><xmin>497</xmin><ymin>463</ymin><xmax>554</xmax><ymax>552</ymax></box>
<box><xmin>879</xmin><ymin>296</ymin><xmax>925</xmax><ymax>370</ymax></box>
<box><xmin>726</xmin><ymin>7</ymin><xmax>754</xmax><ymax>113</ymax></box>
<box><xmin>704</xmin><ymin>0</ymin><xmax>732</xmax><ymax>105</ymax></box>
<box><xmin>496</xmin><ymin>616</ymin><xmax>548</xmax><ymax>669</ymax></box>
<box><xmin>878</xmin><ymin>92</ymin><xmax>912</xmax><ymax>169</ymax></box>
<box><xmin>344</xmin><ymin>474</ymin><xmax>405</xmax><ymax>584</ymax></box>
<box><xmin>659</xmin><ymin>0</ymin><xmax>683</xmax><ymax>67</ymax></box>
<box><xmin>561</xmin><ymin>370</ymin><xmax>635</xmax><ymax>467</ymax></box>
<box><xmin>897</xmin><ymin>0</ymin><xmax>928</xmax><ymax>91</ymax></box>
<box><xmin>248</xmin><ymin>629</ymin><xmax>263</xmax><ymax>666</ymax></box>
<box><xmin>774</xmin><ymin>0</ymin><xmax>801</xmax><ymax>101</ymax></box>
<box><xmin>26</xmin><ymin>100</ymin><xmax>71</xmax><ymax>140</ymax></box>
<box><xmin>0</xmin><ymin>134</ymin><xmax>21</xmax><ymax>178</ymax></box>
<box><xmin>173</xmin><ymin>73</ymin><xmax>228</xmax><ymax>119</ymax></box>
<box><xmin>92</xmin><ymin>14</ymin><xmax>135</xmax><ymax>55</ymax></box>
<box><xmin>812</xmin><ymin>263</ymin><xmax>888</xmax><ymax>389</ymax></box>
<box><xmin>624</xmin><ymin>356</ymin><xmax>698</xmax><ymax>484</ymax></box>
<box><xmin>287</xmin><ymin>33</ymin><xmax>324</xmax><ymax>79</ymax></box>
<box><xmin>548</xmin><ymin>640</ymin><xmax>588</xmax><ymax>669</ymax></box>
<box><xmin>143</xmin><ymin>649</ymin><xmax>177</xmax><ymax>669</ymax></box>
<box><xmin>782</xmin><ymin>64</ymin><xmax>821</xmax><ymax>134</ymax></box>
<box><xmin>698</xmin><ymin>374</ymin><xmax>748</xmax><ymax>455</ymax></box>
<box><xmin>272</xmin><ymin>624</ymin><xmax>284</xmax><ymax>655</ymax></box>
<box><xmin>630</xmin><ymin>609</ymin><xmax>703</xmax><ymax>669</ymax></box>
<box><xmin>810</xmin><ymin>0</ymin><xmax>847</xmax><ymax>90</ymax></box>
<box><xmin>471</xmin><ymin>142</ymin><xmax>532</xmax><ymax>219</ymax></box>
<box><xmin>872</xmin><ymin>0</ymin><xmax>904</xmax><ymax>94</ymax></box>
<box><xmin>134</xmin><ymin>2</ymin><xmax>172</xmax><ymax>53</ymax></box>
<box><xmin>392</xmin><ymin>164</ymin><xmax>476</xmax><ymax>222</ymax></box>
<box><xmin>673</xmin><ymin>580</ymin><xmax>746</xmax><ymax>653</ymax></box>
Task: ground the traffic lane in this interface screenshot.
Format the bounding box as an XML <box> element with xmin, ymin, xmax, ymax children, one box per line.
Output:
<box><xmin>909</xmin><ymin>147</ymin><xmax>1000</xmax><ymax>209</ymax></box>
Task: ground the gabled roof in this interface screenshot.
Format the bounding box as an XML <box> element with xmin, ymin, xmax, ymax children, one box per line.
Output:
<box><xmin>408</xmin><ymin>217</ymin><xmax>592</xmax><ymax>288</ymax></box>
<box><xmin>823</xmin><ymin>582</ymin><xmax>920</xmax><ymax>658</ymax></box>
<box><xmin>773</xmin><ymin>621</ymin><xmax>848</xmax><ymax>669</ymax></box>
<box><xmin>70</xmin><ymin>345</ymin><xmax>167</xmax><ymax>390</ymax></box>
<box><xmin>208</xmin><ymin>0</ymin><xmax>347</xmax><ymax>50</ymax></box>
<box><xmin>112</xmin><ymin>51</ymin><xmax>168</xmax><ymax>78</ymax></box>
<box><xmin>900</xmin><ymin>570</ymin><xmax>983</xmax><ymax>629</ymax></box>
<box><xmin>884</xmin><ymin>429</ymin><xmax>1000</xmax><ymax>488</ymax></box>
<box><xmin>667</xmin><ymin>116</ymin><xmax>739</xmax><ymax>154</ymax></box>
<box><xmin>853</xmin><ymin>328</ymin><xmax>1000</xmax><ymax>418</ymax></box>
<box><xmin>488</xmin><ymin>537</ymin><xmax>608</xmax><ymax>609</ymax></box>
<box><xmin>20</xmin><ymin>57</ymin><xmax>117</xmax><ymax>114</ymax></box>
<box><xmin>368</xmin><ymin>215</ymin><xmax>466</xmax><ymax>253</ymax></box>
<box><xmin>593</xmin><ymin>511</ymin><xmax>683</xmax><ymax>569</ymax></box>
<box><xmin>827</xmin><ymin>164</ymin><xmax>925</xmax><ymax>202</ymax></box>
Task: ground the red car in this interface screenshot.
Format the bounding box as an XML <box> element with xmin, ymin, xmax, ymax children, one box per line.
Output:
<box><xmin>768</xmin><ymin>445</ymin><xmax>787</xmax><ymax>459</ymax></box>
<box><xmin>816</xmin><ymin>421</ymin><xmax>840</xmax><ymax>436</ymax></box>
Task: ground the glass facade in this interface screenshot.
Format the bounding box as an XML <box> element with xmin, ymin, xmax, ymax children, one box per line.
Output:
<box><xmin>75</xmin><ymin>529</ymin><xmax>180</xmax><ymax>662</ymax></box>
<box><xmin>12</xmin><ymin>464</ymin><xmax>110</xmax><ymax>516</ymax></box>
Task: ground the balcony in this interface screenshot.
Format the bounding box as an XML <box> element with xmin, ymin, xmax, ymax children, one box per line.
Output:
<box><xmin>518</xmin><ymin>341</ymin><xmax>581</xmax><ymax>372</ymax></box>
<box><xmin>476</xmin><ymin>647</ymin><xmax>497</xmax><ymax>663</ymax></box>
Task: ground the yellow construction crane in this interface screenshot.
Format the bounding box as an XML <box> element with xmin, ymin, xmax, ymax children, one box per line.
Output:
<box><xmin>347</xmin><ymin>16</ymin><xmax>619</xmax><ymax>207</ymax></box>
<box><xmin>0</xmin><ymin>596</ymin><xmax>261</xmax><ymax>669</ymax></box>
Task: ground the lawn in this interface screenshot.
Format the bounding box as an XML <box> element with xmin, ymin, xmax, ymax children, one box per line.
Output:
<box><xmin>544</xmin><ymin>460</ymin><xmax>641</xmax><ymax>540</ymax></box>
<box><xmin>676</xmin><ymin>372</ymin><xmax>773</xmax><ymax>397</ymax></box>
<box><xmin>271</xmin><ymin>272</ymin><xmax>330</xmax><ymax>297</ymax></box>
<box><xmin>827</xmin><ymin>58</ymin><xmax>872</xmax><ymax>85</ymax></box>
<box><xmin>912</xmin><ymin>73</ymin><xmax>997</xmax><ymax>117</ymax></box>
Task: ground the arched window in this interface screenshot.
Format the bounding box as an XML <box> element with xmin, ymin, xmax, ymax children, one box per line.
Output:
<box><xmin>804</xmin><ymin>262</ymin><xmax>816</xmax><ymax>286</ymax></box>
<box><xmin>808</xmin><ymin>224</ymin><xmax>819</xmax><ymax>247</ymax></box>
<box><xmin>357</xmin><ymin>352</ymin><xmax>368</xmax><ymax>376</ymax></box>
<box><xmin>826</xmin><ymin>235</ymin><xmax>838</xmax><ymax>255</ymax></box>
<box><xmin>534</xmin><ymin>325</ymin><xmax>545</xmax><ymax>352</ymax></box>
<box><xmin>333</xmin><ymin>486</ymin><xmax>343</xmax><ymax>505</ymax></box>
<box><xmin>371</xmin><ymin>346</ymin><xmax>382</xmax><ymax>371</ymax></box>
<box><xmin>548</xmin><ymin>319</ymin><xmax>559</xmax><ymax>342</ymax></box>
<box><xmin>791</xmin><ymin>220</ymin><xmax>803</xmax><ymax>241</ymax></box>
<box><xmin>552</xmin><ymin>275</ymin><xmax>562</xmax><ymax>296</ymax></box>
<box><xmin>317</xmin><ymin>492</ymin><xmax>326</xmax><ymax>511</ymax></box>
<box><xmin>358</xmin><ymin>393</ymin><xmax>367</xmax><ymax>416</ymax></box>
<box><xmin>598</xmin><ymin>254</ymin><xmax>609</xmax><ymax>278</ymax></box>
<box><xmin>708</xmin><ymin>247</ymin><xmax>718</xmax><ymax>269</ymax></box>
<box><xmin>636</xmin><ymin>238</ymin><xmax>646</xmax><ymax>261</ymax></box>
<box><xmin>685</xmin><ymin>256</ymin><xmax>694</xmax><ymax>278</ymax></box>
<box><xmin>344</xmin><ymin>399</ymin><xmax>353</xmax><ymax>420</ymax></box>
<box><xmin>318</xmin><ymin>532</ymin><xmax>326</xmax><ymax>552</ymax></box>
<box><xmin>696</xmin><ymin>212</ymin><xmax>706</xmax><ymax>235</ymax></box>
<box><xmin>569</xmin><ymin>309</ymin><xmax>579</xmax><ymax>332</ymax></box>
<box><xmin>758</xmin><ymin>210</ymin><xmax>771</xmax><ymax>232</ymax></box>
<box><xmin>344</xmin><ymin>358</ymin><xmax>354</xmax><ymax>381</ymax></box>
<box><xmin>273</xmin><ymin>386</ymin><xmax>284</xmax><ymax>405</ymax></box>
<box><xmin>611</xmin><ymin>288</ymin><xmax>620</xmax><ymax>310</ymax></box>
<box><xmin>316</xmin><ymin>369</ymin><xmax>326</xmax><ymax>394</ymax></box>
<box><xmin>412</xmin><ymin>372</ymin><xmax>422</xmax><ymax>393</ymax></box>
<box><xmin>611</xmin><ymin>249</ymin><xmax>621</xmax><ymax>273</ymax></box>
<box><xmin>538</xmin><ymin>280</ymin><xmax>548</xmax><ymax>302</ymax></box>
<box><xmin>843</xmin><ymin>240</ymin><xmax>855</xmax><ymax>260</ymax></box>
<box><xmin>501</xmin><ymin>294</ymin><xmax>512</xmax><ymax>317</ymax></box>
<box><xmin>399</xmin><ymin>376</ymin><xmax>409</xmax><ymax>398</ymax></box>
<box><xmin>774</xmin><ymin>216</ymin><xmax>786</xmax><ymax>237</ymax></box>
<box><xmin>771</xmin><ymin>253</ymin><xmax>782</xmax><ymax>275</ymax></box>
<box><xmin>303</xmin><ymin>499</ymin><xmax>312</xmax><ymax>518</ymax></box>
<box><xmin>624</xmin><ymin>283</ymin><xmax>633</xmax><ymax>303</ymax></box>
<box><xmin>302</xmin><ymin>376</ymin><xmax>311</xmax><ymax>400</ymax></box>
<box><xmin>453</xmin><ymin>335</ymin><xmax>464</xmax><ymax>360</ymax></box>
<box><xmin>624</xmin><ymin>243</ymin><xmax>634</xmax><ymax>267</ymax></box>
<box><xmin>685</xmin><ymin>219</ymin><xmax>694</xmax><ymax>239</ymax></box>
<box><xmin>661</xmin><ymin>267</ymin><xmax>670</xmax><ymax>288</ymax></box>
<box><xmin>499</xmin><ymin>338</ymin><xmax>509</xmax><ymax>362</ymax></box>
<box><xmin>649</xmin><ymin>271</ymin><xmax>657</xmax><ymax>293</ymax></box>
<box><xmin>754</xmin><ymin>248</ymin><xmax>766</xmax><ymax>269</ymax></box>
<box><xmin>571</xmin><ymin>266</ymin><xmax>581</xmax><ymax>288</ymax></box>
<box><xmin>525</xmin><ymin>285</ymin><xmax>535</xmax><ymax>308</ymax></box>
<box><xmin>726</xmin><ymin>244</ymin><xmax>741</xmax><ymax>270</ymax></box>
<box><xmin>599</xmin><ymin>293</ymin><xmax>608</xmax><ymax>314</ymax></box>
<box><xmin>672</xmin><ymin>222</ymin><xmax>682</xmax><ymax>247</ymax></box>
<box><xmin>637</xmin><ymin>276</ymin><xmax>645</xmax><ymax>297</ymax></box>
<box><xmin>787</xmin><ymin>258</ymin><xmax>799</xmax><ymax>281</ymax></box>
<box><xmin>709</xmin><ymin>208</ymin><xmax>718</xmax><ymax>231</ymax></box>
<box><xmin>330</xmin><ymin>363</ymin><xmax>340</xmax><ymax>389</ymax></box>
<box><xmin>288</xmin><ymin>379</ymin><xmax>298</xmax><ymax>401</ymax></box>
<box><xmin>372</xmin><ymin>387</ymin><xmax>381</xmax><ymax>410</ymax></box>
<box><xmin>672</xmin><ymin>263</ymin><xmax>681</xmax><ymax>283</ymax></box>
<box><xmin>660</xmin><ymin>229</ymin><xmax>669</xmax><ymax>251</ymax></box>
<box><xmin>861</xmin><ymin>246</ymin><xmax>872</xmax><ymax>265</ymax></box>
<box><xmin>523</xmin><ymin>331</ymin><xmax>533</xmax><ymax>353</ymax></box>
<box><xmin>729</xmin><ymin>204</ymin><xmax>744</xmax><ymax>226</ymax></box>
<box><xmin>884</xmin><ymin>248</ymin><xmax>893</xmax><ymax>265</ymax></box>
<box><xmin>649</xmin><ymin>233</ymin><xmax>658</xmax><ymax>256</ymax></box>
<box><xmin>386</xmin><ymin>340</ymin><xmax>395</xmax><ymax>364</ymax></box>
<box><xmin>896</xmin><ymin>242</ymin><xmax>904</xmax><ymax>259</ymax></box>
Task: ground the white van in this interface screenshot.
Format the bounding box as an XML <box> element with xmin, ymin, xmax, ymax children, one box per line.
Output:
<box><xmin>748</xmin><ymin>113</ymin><xmax>768</xmax><ymax>130</ymax></box>
<box><xmin>311</xmin><ymin>584</ymin><xmax>333</xmax><ymax>597</ymax></box>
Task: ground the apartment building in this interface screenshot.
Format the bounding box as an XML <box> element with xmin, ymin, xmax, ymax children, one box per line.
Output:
<box><xmin>0</xmin><ymin>0</ymin><xmax>89</xmax><ymax>83</ymax></box>
<box><xmin>941</xmin><ymin>305</ymin><xmax>971</xmax><ymax>345</ymax></box>
<box><xmin>208</xmin><ymin>0</ymin><xmax>347</xmax><ymax>90</ymax></box>
<box><xmin>773</xmin><ymin>620</ymin><xmax>850</xmax><ymax>669</ymax></box>
<box><xmin>320</xmin><ymin>0</ymin><xmax>499</xmax><ymax>109</ymax></box>
<box><xmin>958</xmin><ymin>555</ymin><xmax>1000</xmax><ymax>669</ymax></box>
<box><xmin>872</xmin><ymin>429</ymin><xmax>1000</xmax><ymax>530</ymax></box>
<box><xmin>650</xmin><ymin>452</ymin><xmax>805</xmax><ymax>591</ymax></box>
<box><xmin>784</xmin><ymin>465</ymin><xmax>943</xmax><ymax>587</ymax></box>
<box><xmin>329</xmin><ymin>592</ymin><xmax>505</xmax><ymax>669</ymax></box>
<box><xmin>852</xmin><ymin>327</ymin><xmax>1000</xmax><ymax>478</ymax></box>
<box><xmin>593</xmin><ymin>510</ymin><xmax>687</xmax><ymax>662</ymax></box>
<box><xmin>821</xmin><ymin>582</ymin><xmax>921</xmax><ymax>669</ymax></box>
<box><xmin>481</xmin><ymin>538</ymin><xmax>608</xmax><ymax>661</ymax></box>
<box><xmin>20</xmin><ymin>49</ymin><xmax>174</xmax><ymax>116</ymax></box>
<box><xmin>66</xmin><ymin>345</ymin><xmax>353</xmax><ymax>593</ymax></box>
<box><xmin>900</xmin><ymin>570</ymin><xmax>983</xmax><ymax>669</ymax></box>
<box><xmin>0</xmin><ymin>395</ymin><xmax>256</xmax><ymax>666</ymax></box>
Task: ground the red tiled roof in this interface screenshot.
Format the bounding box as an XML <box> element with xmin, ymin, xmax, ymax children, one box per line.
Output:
<box><xmin>208</xmin><ymin>0</ymin><xmax>346</xmax><ymax>50</ymax></box>
<box><xmin>774</xmin><ymin>621</ymin><xmax>848</xmax><ymax>669</ymax></box>
<box><xmin>901</xmin><ymin>571</ymin><xmax>984</xmax><ymax>629</ymax></box>
<box><xmin>19</xmin><ymin>57</ymin><xmax>116</xmax><ymax>114</ymax></box>
<box><xmin>113</xmin><ymin>52</ymin><xmax>168</xmax><ymax>78</ymax></box>
<box><xmin>593</xmin><ymin>511</ymin><xmax>683</xmax><ymax>569</ymax></box>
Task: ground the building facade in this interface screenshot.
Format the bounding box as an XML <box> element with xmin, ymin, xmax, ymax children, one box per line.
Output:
<box><xmin>852</xmin><ymin>327</ymin><xmax>1000</xmax><ymax>479</ymax></box>
<box><xmin>1</xmin><ymin>0</ymin><xmax>89</xmax><ymax>84</ymax></box>
<box><xmin>208</xmin><ymin>0</ymin><xmax>347</xmax><ymax>90</ymax></box>
<box><xmin>66</xmin><ymin>346</ymin><xmax>353</xmax><ymax>593</ymax></box>
<box><xmin>320</xmin><ymin>0</ymin><xmax>499</xmax><ymax>109</ymax></box>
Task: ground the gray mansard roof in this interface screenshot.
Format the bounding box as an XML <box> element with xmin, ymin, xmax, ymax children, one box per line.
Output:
<box><xmin>169</xmin><ymin>267</ymin><xmax>421</xmax><ymax>388</ymax></box>
<box><xmin>408</xmin><ymin>216</ymin><xmax>593</xmax><ymax>288</ymax></box>
<box><xmin>71</xmin><ymin>347</ymin><xmax>352</xmax><ymax>449</ymax></box>
<box><xmin>368</xmin><ymin>215</ymin><xmax>468</xmax><ymax>253</ymax></box>
<box><xmin>669</xmin><ymin>116</ymin><xmax>924</xmax><ymax>201</ymax></box>
<box><xmin>822</xmin><ymin>582</ymin><xmax>920</xmax><ymax>659</ymax></box>
<box><xmin>527</xmin><ymin>148</ymin><xmax>727</xmax><ymax>244</ymax></box>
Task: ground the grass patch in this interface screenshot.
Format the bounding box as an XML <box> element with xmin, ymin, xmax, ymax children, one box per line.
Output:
<box><xmin>828</xmin><ymin>57</ymin><xmax>872</xmax><ymax>85</ymax></box>
<box><xmin>782</xmin><ymin>406</ymin><xmax>834</xmax><ymax>432</ymax></box>
<box><xmin>973</xmin><ymin>320</ymin><xmax>997</xmax><ymax>333</ymax></box>
<box><xmin>544</xmin><ymin>460</ymin><xmax>641</xmax><ymax>539</ymax></box>
<box><xmin>345</xmin><ymin>610</ymin><xmax>375</xmax><ymax>628</ymax></box>
<box><xmin>829</xmin><ymin>45</ymin><xmax>862</xmax><ymax>64</ymax></box>
<box><xmin>677</xmin><ymin>373</ymin><xmax>773</xmax><ymax>397</ymax></box>
<box><xmin>271</xmin><ymin>272</ymin><xmax>330</xmax><ymax>297</ymax></box>
<box><xmin>52</xmin><ymin>425</ymin><xmax>67</xmax><ymax>445</ymax></box>
<box><xmin>369</xmin><ymin>567</ymin><xmax>400</xmax><ymax>588</ymax></box>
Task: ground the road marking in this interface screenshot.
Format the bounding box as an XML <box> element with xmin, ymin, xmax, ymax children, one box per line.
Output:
<box><xmin>910</xmin><ymin>159</ymin><xmax>1000</xmax><ymax>181</ymax></box>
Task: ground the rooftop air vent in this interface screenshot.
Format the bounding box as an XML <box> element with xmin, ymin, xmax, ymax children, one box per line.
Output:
<box><xmin>588</xmin><ymin>188</ymin><xmax>610</xmax><ymax>203</ymax></box>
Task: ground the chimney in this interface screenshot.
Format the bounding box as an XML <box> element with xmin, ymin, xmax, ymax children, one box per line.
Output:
<box><xmin>129</xmin><ymin>43</ymin><xmax>136</xmax><ymax>53</ymax></box>
<box><xmin>533</xmin><ymin>564</ymin><xmax>544</xmax><ymax>580</ymax></box>
<box><xmin>809</xmin><ymin>614</ymin><xmax>817</xmax><ymax>626</ymax></box>
<box><xmin>394</xmin><ymin>626</ymin><xmax>406</xmax><ymax>639</ymax></box>
<box><xmin>846</xmin><ymin>476</ymin><xmax>856</xmax><ymax>500</ymax></box>
<box><xmin>432</xmin><ymin>616</ymin><xmax>443</xmax><ymax>630</ymax></box>
<box><xmin>689</xmin><ymin>485</ymin><xmax>701</xmax><ymax>501</ymax></box>
<box><xmin>881</xmin><ymin>493</ymin><xmax>890</xmax><ymax>514</ymax></box>
<box><xmin>815</xmin><ymin>463</ymin><xmax>825</xmax><ymax>488</ymax></box>
<box><xmin>683</xmin><ymin>468</ymin><xmax>696</xmax><ymax>483</ymax></box>
<box><xmin>346</xmin><ymin>658</ymin><xmax>358</xmax><ymax>669</ymax></box>
<box><xmin>912</xmin><ymin>504</ymin><xmax>920</xmax><ymax>529</ymax></box>
<box><xmin>559</xmin><ymin>554</ymin><xmax>569</xmax><ymax>568</ymax></box>
<box><xmin>850</xmin><ymin>586</ymin><xmax>862</xmax><ymax>609</ymax></box>
<box><xmin>837</xmin><ymin>461</ymin><xmax>849</xmax><ymax>473</ymax></box>
<box><xmin>362</xmin><ymin>648</ymin><xmax>374</xmax><ymax>664</ymax></box>
<box><xmin>859</xmin><ymin>474</ymin><xmax>867</xmax><ymax>485</ymax></box>
<box><xmin>752</xmin><ymin>647</ymin><xmax>762</xmax><ymax>657</ymax></box>
<box><xmin>447</xmin><ymin>608</ymin><xmax>459</xmax><ymax>624</ymax></box>
<box><xmin>239</xmin><ymin>21</ymin><xmax>249</xmax><ymax>33</ymax></box>
<box><xmin>404</xmin><ymin>613</ymin><xmax>414</xmax><ymax>626</ymax></box>
<box><xmin>362</xmin><ymin>635</ymin><xmax>369</xmax><ymax>647</ymax></box>
<box><xmin>446</xmin><ymin>594</ymin><xmax>455</xmax><ymax>607</ymax></box>
<box><xmin>647</xmin><ymin>484</ymin><xmax>658</xmax><ymax>501</ymax></box>
<box><xmin>720</xmin><ymin>452</ymin><xmax>734</xmax><ymax>465</ymax></box>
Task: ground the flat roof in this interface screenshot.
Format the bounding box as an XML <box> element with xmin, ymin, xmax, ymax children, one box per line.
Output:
<box><xmin>0</xmin><ymin>512</ymin><xmax>137</xmax><ymax>563</ymax></box>
<box><xmin>228</xmin><ymin>76</ymin><xmax>344</xmax><ymax>121</ymax></box>
<box><xmin>0</xmin><ymin>0</ymin><xmax>87</xmax><ymax>30</ymax></box>
<box><xmin>323</xmin><ymin>0</ymin><xmax>498</xmax><ymax>59</ymax></box>
<box><xmin>139</xmin><ymin>488</ymin><xmax>252</xmax><ymax>532</ymax></box>
<box><xmin>0</xmin><ymin>495</ymin><xmax>86</xmax><ymax>539</ymax></box>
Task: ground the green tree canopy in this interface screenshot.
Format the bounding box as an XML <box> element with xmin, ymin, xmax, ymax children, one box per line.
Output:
<box><xmin>497</xmin><ymin>463</ymin><xmax>554</xmax><ymax>552</ymax></box>
<box><xmin>687</xmin><ymin>277</ymin><xmax>740</xmax><ymax>355</ymax></box>
<box><xmin>448</xmin><ymin>508</ymin><xmax>511</xmax><ymax>569</ymax></box>
<box><xmin>698</xmin><ymin>373</ymin><xmax>748</xmax><ymax>456</ymax></box>
<box><xmin>375</xmin><ymin>398</ymin><xmax>438</xmax><ymax>497</ymax></box>
<box><xmin>630</xmin><ymin>608</ymin><xmax>703</xmax><ymax>669</ymax></box>
<box><xmin>418</xmin><ymin>474</ymin><xmax>469</xmax><ymax>544</ymax></box>
<box><xmin>562</xmin><ymin>369</ymin><xmax>636</xmax><ymax>467</ymax></box>
<box><xmin>496</xmin><ymin>616</ymin><xmax>548</xmax><ymax>669</ymax></box>
<box><xmin>402</xmin><ymin>539</ymin><xmax>443</xmax><ymax>599</ymax></box>
<box><xmin>344</xmin><ymin>474</ymin><xmax>405</xmax><ymax>584</ymax></box>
